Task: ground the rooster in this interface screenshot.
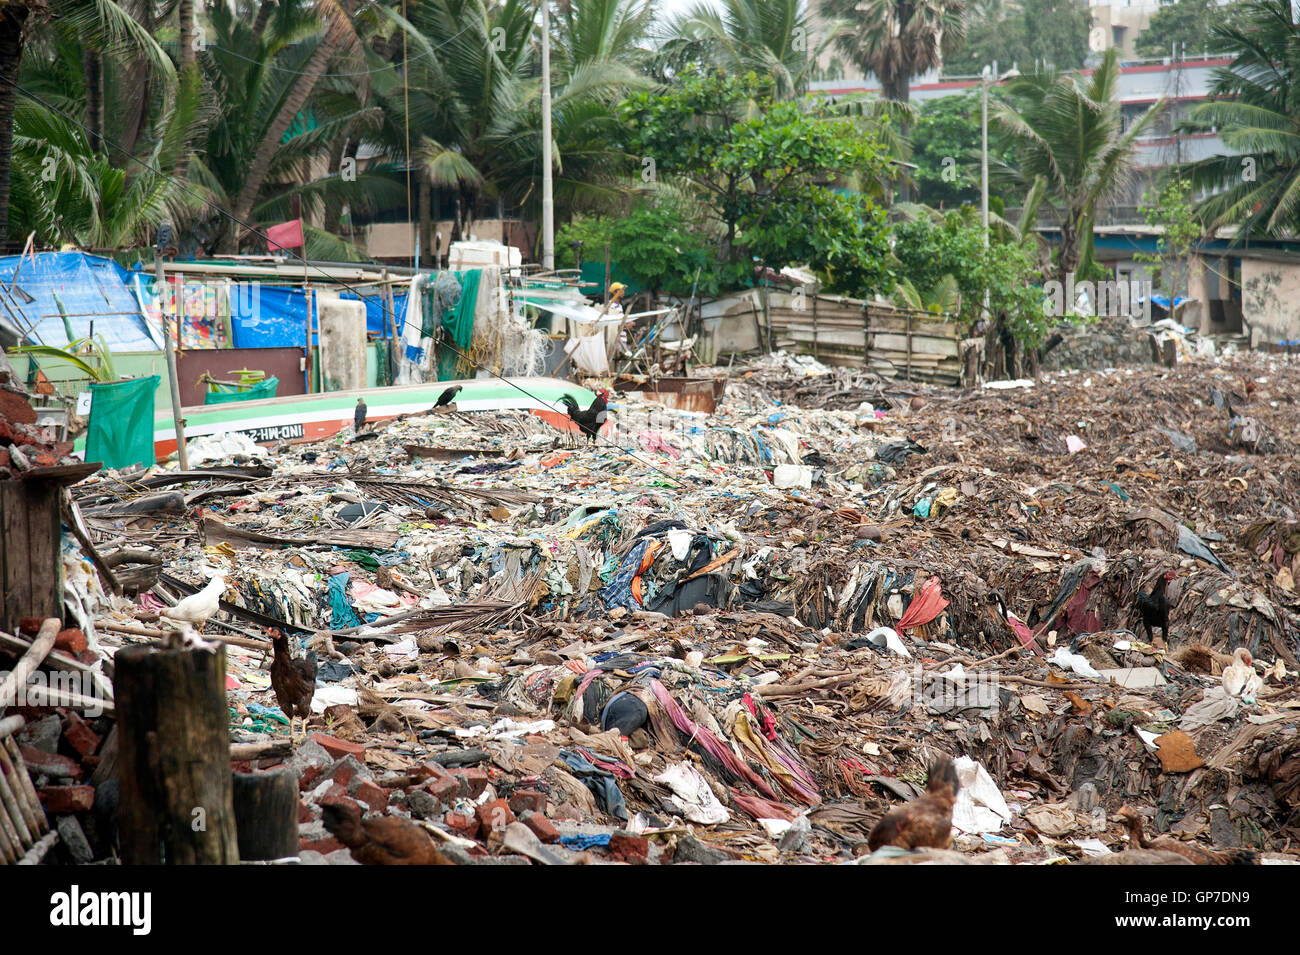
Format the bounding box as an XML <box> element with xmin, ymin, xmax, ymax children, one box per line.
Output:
<box><xmin>270</xmin><ymin>628</ymin><xmax>317</xmax><ymax>741</ymax></box>
<box><xmin>1117</xmin><ymin>806</ymin><xmax>1258</xmax><ymax>864</ymax></box>
<box><xmin>433</xmin><ymin>385</ymin><xmax>462</xmax><ymax>409</ymax></box>
<box><xmin>354</xmin><ymin>397</ymin><xmax>367</xmax><ymax>433</ymax></box>
<box><xmin>868</xmin><ymin>757</ymin><xmax>960</xmax><ymax>852</ymax></box>
<box><xmin>558</xmin><ymin>390</ymin><xmax>609</xmax><ymax>446</ymax></box>
<box><xmin>1135</xmin><ymin>570</ymin><xmax>1175</xmax><ymax>644</ymax></box>
<box><xmin>159</xmin><ymin>574</ymin><xmax>226</xmax><ymax>649</ymax></box>
<box><xmin>321</xmin><ymin>800</ymin><xmax>455</xmax><ymax>865</ymax></box>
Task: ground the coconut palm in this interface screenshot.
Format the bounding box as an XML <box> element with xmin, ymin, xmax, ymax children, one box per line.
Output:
<box><xmin>663</xmin><ymin>0</ymin><xmax>832</xmax><ymax>98</ymax></box>
<box><xmin>991</xmin><ymin>49</ymin><xmax>1163</xmax><ymax>285</ymax></box>
<box><xmin>1179</xmin><ymin>0</ymin><xmax>1300</xmax><ymax>238</ymax></box>
<box><xmin>820</xmin><ymin>0</ymin><xmax>968</xmax><ymax>104</ymax></box>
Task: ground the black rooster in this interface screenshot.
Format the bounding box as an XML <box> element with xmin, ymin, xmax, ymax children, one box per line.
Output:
<box><xmin>1136</xmin><ymin>570</ymin><xmax>1176</xmax><ymax>643</ymax></box>
<box><xmin>270</xmin><ymin>628</ymin><xmax>318</xmax><ymax>742</ymax></box>
<box><xmin>558</xmin><ymin>390</ymin><xmax>610</xmax><ymax>445</ymax></box>
<box><xmin>354</xmin><ymin>397</ymin><xmax>367</xmax><ymax>433</ymax></box>
<box><xmin>434</xmin><ymin>385</ymin><xmax>462</xmax><ymax>408</ymax></box>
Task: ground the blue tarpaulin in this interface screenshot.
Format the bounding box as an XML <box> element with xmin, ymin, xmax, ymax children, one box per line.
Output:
<box><xmin>225</xmin><ymin>283</ymin><xmax>407</xmax><ymax>349</ymax></box>
<box><xmin>0</xmin><ymin>252</ymin><xmax>162</xmax><ymax>351</ymax></box>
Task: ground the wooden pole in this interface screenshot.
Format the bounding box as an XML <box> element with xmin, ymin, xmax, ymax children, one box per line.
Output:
<box><xmin>114</xmin><ymin>644</ymin><xmax>240</xmax><ymax>864</ymax></box>
<box><xmin>154</xmin><ymin>252</ymin><xmax>189</xmax><ymax>469</ymax></box>
<box><xmin>232</xmin><ymin>769</ymin><xmax>300</xmax><ymax>860</ymax></box>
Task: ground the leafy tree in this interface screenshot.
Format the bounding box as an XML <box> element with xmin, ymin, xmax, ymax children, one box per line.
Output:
<box><xmin>909</xmin><ymin>92</ymin><xmax>1017</xmax><ymax>207</ymax></box>
<box><xmin>1134</xmin><ymin>0</ymin><xmax>1238</xmax><ymax>59</ymax></box>
<box><xmin>992</xmin><ymin>49</ymin><xmax>1163</xmax><ymax>286</ymax></box>
<box><xmin>620</xmin><ymin>69</ymin><xmax>894</xmax><ymax>295</ymax></box>
<box><xmin>891</xmin><ymin>207</ymin><xmax>1047</xmax><ymax>343</ymax></box>
<box><xmin>820</xmin><ymin>0</ymin><xmax>968</xmax><ymax>104</ymax></box>
<box><xmin>1179</xmin><ymin>0</ymin><xmax>1300</xmax><ymax>238</ymax></box>
<box><xmin>945</xmin><ymin>0</ymin><xmax>1089</xmax><ymax>75</ymax></box>
<box><xmin>1135</xmin><ymin>175</ymin><xmax>1202</xmax><ymax>300</ymax></box>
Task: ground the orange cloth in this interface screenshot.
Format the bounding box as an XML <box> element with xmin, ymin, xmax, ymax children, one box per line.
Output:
<box><xmin>896</xmin><ymin>575</ymin><xmax>949</xmax><ymax>630</ymax></box>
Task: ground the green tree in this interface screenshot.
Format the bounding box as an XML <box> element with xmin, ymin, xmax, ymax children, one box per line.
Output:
<box><xmin>1134</xmin><ymin>0</ymin><xmax>1237</xmax><ymax>59</ymax></box>
<box><xmin>820</xmin><ymin>0</ymin><xmax>967</xmax><ymax>103</ymax></box>
<box><xmin>992</xmin><ymin>49</ymin><xmax>1163</xmax><ymax>286</ymax></box>
<box><xmin>945</xmin><ymin>0</ymin><xmax>1089</xmax><ymax>75</ymax></box>
<box><xmin>620</xmin><ymin>70</ymin><xmax>894</xmax><ymax>295</ymax></box>
<box><xmin>1179</xmin><ymin>0</ymin><xmax>1300</xmax><ymax>238</ymax></box>
<box><xmin>1134</xmin><ymin>175</ymin><xmax>1202</xmax><ymax>300</ymax></box>
<box><xmin>909</xmin><ymin>92</ymin><xmax>1016</xmax><ymax>207</ymax></box>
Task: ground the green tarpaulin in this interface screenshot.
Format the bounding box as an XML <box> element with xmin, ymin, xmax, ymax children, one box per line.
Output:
<box><xmin>203</xmin><ymin>376</ymin><xmax>280</xmax><ymax>404</ymax></box>
<box><xmin>437</xmin><ymin>269</ymin><xmax>481</xmax><ymax>382</ymax></box>
<box><xmin>86</xmin><ymin>376</ymin><xmax>159</xmax><ymax>470</ymax></box>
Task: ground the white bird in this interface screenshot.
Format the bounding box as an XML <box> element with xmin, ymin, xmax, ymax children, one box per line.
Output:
<box><xmin>1222</xmin><ymin>648</ymin><xmax>1264</xmax><ymax>703</ymax></box>
<box><xmin>160</xmin><ymin>574</ymin><xmax>227</xmax><ymax>641</ymax></box>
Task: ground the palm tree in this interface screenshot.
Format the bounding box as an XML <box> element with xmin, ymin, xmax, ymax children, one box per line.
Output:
<box><xmin>664</xmin><ymin>0</ymin><xmax>832</xmax><ymax>98</ymax></box>
<box><xmin>1179</xmin><ymin>0</ymin><xmax>1300</xmax><ymax>238</ymax></box>
<box><xmin>820</xmin><ymin>0</ymin><xmax>968</xmax><ymax>104</ymax></box>
<box><xmin>992</xmin><ymin>49</ymin><xmax>1163</xmax><ymax>285</ymax></box>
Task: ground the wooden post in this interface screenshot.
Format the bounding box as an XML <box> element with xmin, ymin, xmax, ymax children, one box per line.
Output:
<box><xmin>114</xmin><ymin>645</ymin><xmax>239</xmax><ymax>864</ymax></box>
<box><xmin>232</xmin><ymin>769</ymin><xmax>300</xmax><ymax>860</ymax></box>
<box><xmin>154</xmin><ymin>252</ymin><xmax>189</xmax><ymax>469</ymax></box>
<box><xmin>905</xmin><ymin>310</ymin><xmax>913</xmax><ymax>382</ymax></box>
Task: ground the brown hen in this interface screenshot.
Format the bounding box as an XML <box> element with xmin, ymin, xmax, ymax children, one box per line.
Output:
<box><xmin>270</xmin><ymin>628</ymin><xmax>317</xmax><ymax>741</ymax></box>
<box><xmin>868</xmin><ymin>757</ymin><xmax>960</xmax><ymax>852</ymax></box>
<box><xmin>1118</xmin><ymin>806</ymin><xmax>1259</xmax><ymax>865</ymax></box>
<box><xmin>321</xmin><ymin>800</ymin><xmax>455</xmax><ymax>865</ymax></box>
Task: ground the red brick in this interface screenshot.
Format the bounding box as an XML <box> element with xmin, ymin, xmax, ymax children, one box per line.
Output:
<box><xmin>321</xmin><ymin>782</ymin><xmax>350</xmax><ymax>805</ymax></box>
<box><xmin>508</xmin><ymin>789</ymin><xmax>546</xmax><ymax>815</ymax></box>
<box><xmin>520</xmin><ymin>811</ymin><xmax>559</xmax><ymax>844</ymax></box>
<box><xmin>17</xmin><ymin>617</ymin><xmax>45</xmax><ymax>636</ymax></box>
<box><xmin>450</xmin><ymin>766</ymin><xmax>489</xmax><ymax>798</ymax></box>
<box><xmin>38</xmin><ymin>785</ymin><xmax>95</xmax><ymax>813</ymax></box>
<box><xmin>476</xmin><ymin>798</ymin><xmax>515</xmax><ymax>835</ymax></box>
<box><xmin>19</xmin><ymin>745</ymin><xmax>83</xmax><ymax>781</ymax></box>
<box><xmin>425</xmin><ymin>772</ymin><xmax>461</xmax><ymax>804</ymax></box>
<box><xmin>298</xmin><ymin>800</ymin><xmax>315</xmax><ymax>824</ymax></box>
<box><xmin>444</xmin><ymin>809</ymin><xmax>480</xmax><ymax>840</ymax></box>
<box><xmin>325</xmin><ymin>760</ymin><xmax>358</xmax><ymax>788</ymax></box>
<box><xmin>55</xmin><ymin>628</ymin><xmax>87</xmax><ymax>655</ymax></box>
<box><xmin>299</xmin><ymin>764</ymin><xmax>324</xmax><ymax>790</ymax></box>
<box><xmin>354</xmin><ymin>780</ymin><xmax>388</xmax><ymax>813</ymax></box>
<box><xmin>301</xmin><ymin>836</ymin><xmax>345</xmax><ymax>854</ymax></box>
<box><xmin>62</xmin><ymin>710</ymin><xmax>101</xmax><ymax>758</ymax></box>
<box><xmin>231</xmin><ymin>759</ymin><xmax>253</xmax><ymax>774</ymax></box>
<box><xmin>310</xmin><ymin>733</ymin><xmax>366</xmax><ymax>760</ymax></box>
<box><xmin>608</xmin><ymin>833</ymin><xmax>649</xmax><ymax>864</ymax></box>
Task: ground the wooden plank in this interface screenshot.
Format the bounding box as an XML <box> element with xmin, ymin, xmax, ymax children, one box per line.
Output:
<box><xmin>2</xmin><ymin>484</ymin><xmax>30</xmax><ymax>631</ymax></box>
<box><xmin>29</xmin><ymin>482</ymin><xmax>61</xmax><ymax>622</ymax></box>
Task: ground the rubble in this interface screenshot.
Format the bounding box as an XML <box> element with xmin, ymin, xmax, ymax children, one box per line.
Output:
<box><xmin>5</xmin><ymin>351</ymin><xmax>1300</xmax><ymax>865</ymax></box>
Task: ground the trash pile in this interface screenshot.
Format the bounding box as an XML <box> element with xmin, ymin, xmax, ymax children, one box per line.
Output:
<box><xmin>26</xmin><ymin>352</ymin><xmax>1300</xmax><ymax>864</ymax></box>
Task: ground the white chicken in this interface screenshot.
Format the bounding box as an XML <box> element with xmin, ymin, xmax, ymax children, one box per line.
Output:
<box><xmin>160</xmin><ymin>575</ymin><xmax>227</xmax><ymax>650</ymax></box>
<box><xmin>1222</xmin><ymin>648</ymin><xmax>1264</xmax><ymax>704</ymax></box>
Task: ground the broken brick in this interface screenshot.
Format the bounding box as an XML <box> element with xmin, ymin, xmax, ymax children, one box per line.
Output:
<box><xmin>476</xmin><ymin>798</ymin><xmax>515</xmax><ymax>834</ymax></box>
<box><xmin>354</xmin><ymin>779</ymin><xmax>388</xmax><ymax>813</ymax></box>
<box><xmin>520</xmin><ymin>811</ymin><xmax>559</xmax><ymax>844</ymax></box>
<box><xmin>299</xmin><ymin>764</ymin><xmax>325</xmax><ymax>791</ymax></box>
<box><xmin>450</xmin><ymin>766</ymin><xmax>489</xmax><ymax>798</ymax></box>
<box><xmin>444</xmin><ymin>809</ymin><xmax>480</xmax><ymax>839</ymax></box>
<box><xmin>310</xmin><ymin>733</ymin><xmax>366</xmax><ymax>761</ymax></box>
<box><xmin>608</xmin><ymin>832</ymin><xmax>649</xmax><ymax>864</ymax></box>
<box><xmin>301</xmin><ymin>836</ymin><xmax>345</xmax><ymax>854</ymax></box>
<box><xmin>20</xmin><ymin>745</ymin><xmax>83</xmax><ymax>781</ymax></box>
<box><xmin>38</xmin><ymin>785</ymin><xmax>95</xmax><ymax>813</ymax></box>
<box><xmin>55</xmin><ymin>628</ymin><xmax>87</xmax><ymax>655</ymax></box>
<box><xmin>508</xmin><ymin>788</ymin><xmax>547</xmax><ymax>816</ymax></box>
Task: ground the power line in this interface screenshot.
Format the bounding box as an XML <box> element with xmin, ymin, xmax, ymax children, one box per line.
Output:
<box><xmin>0</xmin><ymin>74</ymin><xmax>688</xmax><ymax>484</ymax></box>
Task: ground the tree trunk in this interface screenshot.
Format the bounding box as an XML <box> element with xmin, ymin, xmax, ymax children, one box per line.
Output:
<box><xmin>114</xmin><ymin>645</ymin><xmax>240</xmax><ymax>864</ymax></box>
<box><xmin>228</xmin><ymin>21</ymin><xmax>347</xmax><ymax>244</ymax></box>
<box><xmin>418</xmin><ymin>173</ymin><xmax>431</xmax><ymax>268</ymax></box>
<box><xmin>251</xmin><ymin>0</ymin><xmax>276</xmax><ymax>48</ymax></box>
<box><xmin>178</xmin><ymin>0</ymin><xmax>195</xmax><ymax>74</ymax></box>
<box><xmin>232</xmin><ymin>769</ymin><xmax>299</xmax><ymax>860</ymax></box>
<box><xmin>83</xmin><ymin>48</ymin><xmax>103</xmax><ymax>152</ymax></box>
<box><xmin>0</xmin><ymin>4</ymin><xmax>30</xmax><ymax>246</ymax></box>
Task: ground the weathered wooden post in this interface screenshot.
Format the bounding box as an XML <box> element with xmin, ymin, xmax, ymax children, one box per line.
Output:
<box><xmin>232</xmin><ymin>769</ymin><xmax>299</xmax><ymax>861</ymax></box>
<box><xmin>114</xmin><ymin>645</ymin><xmax>239</xmax><ymax>864</ymax></box>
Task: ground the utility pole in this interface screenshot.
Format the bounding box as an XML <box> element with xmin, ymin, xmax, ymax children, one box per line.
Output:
<box><xmin>541</xmin><ymin>1</ymin><xmax>554</xmax><ymax>271</ymax></box>
<box><xmin>155</xmin><ymin>224</ymin><xmax>188</xmax><ymax>470</ymax></box>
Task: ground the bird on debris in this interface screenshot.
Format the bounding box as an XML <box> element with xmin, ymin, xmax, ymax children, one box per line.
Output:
<box><xmin>354</xmin><ymin>397</ymin><xmax>367</xmax><ymax>433</ymax></box>
<box><xmin>270</xmin><ymin>628</ymin><xmax>317</xmax><ymax>741</ymax></box>
<box><xmin>558</xmin><ymin>390</ymin><xmax>610</xmax><ymax>446</ymax></box>
<box><xmin>321</xmin><ymin>800</ymin><xmax>455</xmax><ymax>865</ymax></box>
<box><xmin>1222</xmin><ymin>647</ymin><xmax>1264</xmax><ymax>703</ymax></box>
<box><xmin>1117</xmin><ymin>806</ymin><xmax>1258</xmax><ymax>864</ymax></box>
<box><xmin>159</xmin><ymin>574</ymin><xmax>226</xmax><ymax>647</ymax></box>
<box><xmin>434</xmin><ymin>384</ymin><xmax>462</xmax><ymax>409</ymax></box>
<box><xmin>1135</xmin><ymin>569</ymin><xmax>1175</xmax><ymax>643</ymax></box>
<box><xmin>867</xmin><ymin>756</ymin><xmax>960</xmax><ymax>852</ymax></box>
